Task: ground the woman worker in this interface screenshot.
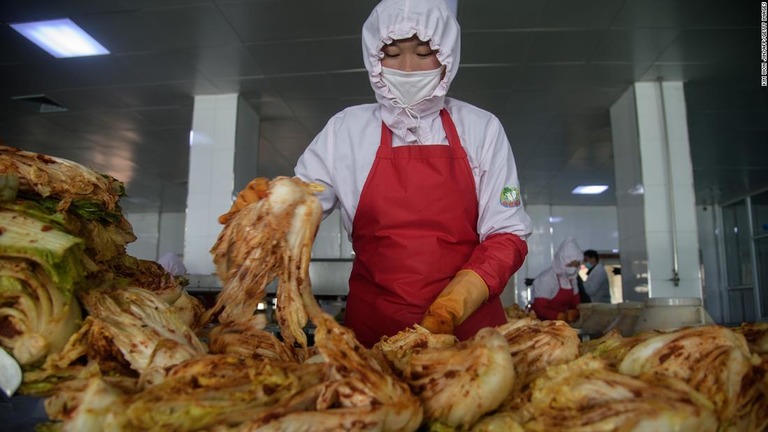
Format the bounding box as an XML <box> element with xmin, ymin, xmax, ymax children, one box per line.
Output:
<box><xmin>530</xmin><ymin>237</ymin><xmax>582</xmax><ymax>321</ymax></box>
<box><xmin>235</xmin><ymin>0</ymin><xmax>532</xmax><ymax>347</ymax></box>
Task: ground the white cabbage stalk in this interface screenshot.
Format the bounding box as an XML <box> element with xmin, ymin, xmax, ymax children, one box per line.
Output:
<box><xmin>733</xmin><ymin>322</ymin><xmax>768</xmax><ymax>354</ymax></box>
<box><xmin>0</xmin><ymin>209</ymin><xmax>85</xmax><ymax>366</ymax></box>
<box><xmin>80</xmin><ymin>286</ymin><xmax>207</xmax><ymax>387</ymax></box>
<box><xmin>233</xmin><ymin>314</ymin><xmax>424</xmax><ymax>432</ymax></box>
<box><xmin>208</xmin><ymin>315</ymin><xmax>301</xmax><ymax>362</ymax></box>
<box><xmin>208</xmin><ymin>177</ymin><xmax>324</xmax><ymax>353</ymax></box>
<box><xmin>618</xmin><ymin>325</ymin><xmax>754</xmax><ymax>423</ymax></box>
<box><xmin>0</xmin><ymin>209</ymin><xmax>85</xmax><ymax>291</ymax></box>
<box><xmin>496</xmin><ymin>317</ymin><xmax>580</xmax><ymax>391</ymax></box>
<box><xmin>379</xmin><ymin>327</ymin><xmax>515</xmax><ymax>430</ymax></box>
<box><xmin>0</xmin><ymin>259</ymin><xmax>81</xmax><ymax>365</ymax></box>
<box><xmin>524</xmin><ymin>356</ymin><xmax>717</xmax><ymax>432</ymax></box>
<box><xmin>126</xmin><ymin>355</ymin><xmax>327</xmax><ymax>431</ymax></box>
<box><xmin>55</xmin><ymin>377</ymin><xmax>128</xmax><ymax>432</ymax></box>
<box><xmin>471</xmin><ymin>412</ymin><xmax>525</xmax><ymax>432</ymax></box>
<box><xmin>373</xmin><ymin>324</ymin><xmax>458</xmax><ymax>372</ymax></box>
<box><xmin>169</xmin><ymin>290</ymin><xmax>205</xmax><ymax>331</ymax></box>
<box><xmin>210</xmin><ymin>177</ymin><xmax>422</xmax><ymax>432</ymax></box>
<box><xmin>0</xmin><ymin>145</ymin><xmax>124</xmax><ymax>212</ymax></box>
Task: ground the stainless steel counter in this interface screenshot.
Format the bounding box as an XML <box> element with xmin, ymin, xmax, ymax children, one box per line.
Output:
<box><xmin>186</xmin><ymin>259</ymin><xmax>353</xmax><ymax>296</ymax></box>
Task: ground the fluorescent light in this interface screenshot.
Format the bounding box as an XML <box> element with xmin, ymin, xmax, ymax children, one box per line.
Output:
<box><xmin>10</xmin><ymin>18</ymin><xmax>109</xmax><ymax>58</ymax></box>
<box><xmin>627</xmin><ymin>184</ymin><xmax>645</xmax><ymax>195</ymax></box>
<box><xmin>572</xmin><ymin>185</ymin><xmax>609</xmax><ymax>195</ymax></box>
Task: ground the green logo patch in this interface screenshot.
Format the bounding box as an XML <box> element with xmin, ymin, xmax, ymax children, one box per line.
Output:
<box><xmin>500</xmin><ymin>186</ymin><xmax>521</xmax><ymax>208</ymax></box>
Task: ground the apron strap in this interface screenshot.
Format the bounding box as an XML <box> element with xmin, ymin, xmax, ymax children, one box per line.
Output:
<box><xmin>377</xmin><ymin>109</ymin><xmax>462</xmax><ymax>155</ymax></box>
<box><xmin>439</xmin><ymin>109</ymin><xmax>462</xmax><ymax>151</ymax></box>
<box><xmin>380</xmin><ymin>120</ymin><xmax>393</xmax><ymax>147</ymax></box>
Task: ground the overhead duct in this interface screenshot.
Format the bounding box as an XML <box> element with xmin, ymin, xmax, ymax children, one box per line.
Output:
<box><xmin>11</xmin><ymin>94</ymin><xmax>68</xmax><ymax>113</ymax></box>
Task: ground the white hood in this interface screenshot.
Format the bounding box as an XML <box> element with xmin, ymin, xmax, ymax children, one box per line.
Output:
<box><xmin>552</xmin><ymin>236</ymin><xmax>583</xmax><ymax>275</ymax></box>
<box><xmin>362</xmin><ymin>0</ymin><xmax>460</xmax><ymax>141</ymax></box>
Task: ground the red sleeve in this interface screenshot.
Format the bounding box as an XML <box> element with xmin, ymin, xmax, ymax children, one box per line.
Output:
<box><xmin>532</xmin><ymin>297</ymin><xmax>561</xmax><ymax>320</ymax></box>
<box><xmin>462</xmin><ymin>233</ymin><xmax>528</xmax><ymax>298</ymax></box>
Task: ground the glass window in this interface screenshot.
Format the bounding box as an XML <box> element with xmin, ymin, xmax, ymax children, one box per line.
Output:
<box><xmin>728</xmin><ymin>289</ymin><xmax>757</xmax><ymax>323</ymax></box>
<box><xmin>722</xmin><ymin>200</ymin><xmax>752</xmax><ymax>287</ymax></box>
<box><xmin>755</xmin><ymin>237</ymin><xmax>768</xmax><ymax>318</ymax></box>
<box><xmin>752</xmin><ymin>190</ymin><xmax>768</xmax><ymax>237</ymax></box>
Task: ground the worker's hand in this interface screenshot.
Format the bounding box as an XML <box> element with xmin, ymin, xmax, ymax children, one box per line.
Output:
<box><xmin>218</xmin><ymin>177</ymin><xmax>269</xmax><ymax>224</ymax></box>
<box><xmin>556</xmin><ymin>312</ymin><xmax>566</xmax><ymax>321</ymax></box>
<box><xmin>420</xmin><ymin>270</ymin><xmax>489</xmax><ymax>335</ymax></box>
<box><xmin>566</xmin><ymin>308</ymin><xmax>580</xmax><ymax>323</ymax></box>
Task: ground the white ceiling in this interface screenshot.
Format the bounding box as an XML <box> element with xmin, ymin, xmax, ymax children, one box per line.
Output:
<box><xmin>0</xmin><ymin>0</ymin><xmax>765</xmax><ymax>212</ymax></box>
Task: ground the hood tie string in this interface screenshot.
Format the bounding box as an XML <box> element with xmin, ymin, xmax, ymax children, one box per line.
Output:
<box><xmin>390</xmin><ymin>98</ymin><xmax>423</xmax><ymax>144</ymax></box>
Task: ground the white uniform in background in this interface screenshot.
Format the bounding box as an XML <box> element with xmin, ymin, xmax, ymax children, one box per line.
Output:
<box><xmin>158</xmin><ymin>252</ymin><xmax>187</xmax><ymax>276</ymax></box>
<box><xmin>531</xmin><ymin>237</ymin><xmax>583</xmax><ymax>320</ymax></box>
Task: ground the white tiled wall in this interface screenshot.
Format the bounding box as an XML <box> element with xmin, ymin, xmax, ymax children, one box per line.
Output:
<box><xmin>311</xmin><ymin>209</ymin><xmax>355</xmax><ymax>259</ymax></box>
<box><xmin>611</xmin><ymin>82</ymin><xmax>702</xmax><ymax>302</ymax></box>
<box><xmin>519</xmin><ymin>205</ymin><xmax>555</xmax><ymax>287</ymax></box>
<box><xmin>158</xmin><ymin>212</ymin><xmax>186</xmax><ymax>257</ymax></box>
<box><xmin>611</xmin><ymin>86</ymin><xmax>649</xmax><ymax>301</ymax></box>
<box><xmin>125</xmin><ymin>211</ymin><xmax>186</xmax><ymax>262</ymax></box>
<box><xmin>184</xmin><ymin>94</ymin><xmax>239</xmax><ymax>275</ymax></box>
<box><xmin>125</xmin><ymin>212</ymin><xmax>160</xmax><ymax>260</ymax></box>
<box><xmin>312</xmin><ymin>209</ymin><xmax>345</xmax><ymax>259</ymax></box>
<box><xmin>635</xmin><ymin>82</ymin><xmax>701</xmax><ymax>299</ymax></box>
<box><xmin>234</xmin><ymin>97</ymin><xmax>260</xmax><ymax>193</ymax></box>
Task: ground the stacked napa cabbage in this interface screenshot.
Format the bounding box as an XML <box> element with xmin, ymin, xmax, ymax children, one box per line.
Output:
<box><xmin>0</xmin><ymin>145</ymin><xmax>130</xmax><ymax>367</ymax></box>
<box><xmin>0</xmin><ymin>145</ymin><xmax>203</xmax><ymax>395</ymax></box>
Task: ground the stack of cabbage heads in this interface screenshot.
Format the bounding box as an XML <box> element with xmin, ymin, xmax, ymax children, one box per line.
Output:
<box><xmin>0</xmin><ymin>146</ymin><xmax>135</xmax><ymax>369</ymax></box>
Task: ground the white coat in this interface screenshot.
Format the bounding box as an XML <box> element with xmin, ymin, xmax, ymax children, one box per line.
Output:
<box><xmin>158</xmin><ymin>252</ymin><xmax>187</xmax><ymax>276</ymax></box>
<box><xmin>294</xmin><ymin>0</ymin><xmax>532</xmax><ymax>245</ymax></box>
<box><xmin>532</xmin><ymin>237</ymin><xmax>583</xmax><ymax>300</ymax></box>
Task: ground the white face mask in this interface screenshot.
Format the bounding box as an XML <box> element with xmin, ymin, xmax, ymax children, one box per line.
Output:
<box><xmin>381</xmin><ymin>66</ymin><xmax>444</xmax><ymax>106</ymax></box>
<box><xmin>565</xmin><ymin>267</ymin><xmax>578</xmax><ymax>276</ymax></box>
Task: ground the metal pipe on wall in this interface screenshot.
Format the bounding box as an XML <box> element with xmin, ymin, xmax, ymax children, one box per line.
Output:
<box><xmin>658</xmin><ymin>80</ymin><xmax>680</xmax><ymax>287</ymax></box>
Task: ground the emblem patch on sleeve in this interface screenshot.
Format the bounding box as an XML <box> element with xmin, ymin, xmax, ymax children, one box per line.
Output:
<box><xmin>500</xmin><ymin>186</ymin><xmax>521</xmax><ymax>208</ymax></box>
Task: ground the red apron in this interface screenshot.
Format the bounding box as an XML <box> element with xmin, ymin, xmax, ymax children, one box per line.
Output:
<box><xmin>533</xmin><ymin>278</ymin><xmax>579</xmax><ymax>320</ymax></box>
<box><xmin>345</xmin><ymin>109</ymin><xmax>507</xmax><ymax>347</ymax></box>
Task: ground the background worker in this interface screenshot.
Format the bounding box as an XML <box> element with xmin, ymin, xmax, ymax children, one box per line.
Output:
<box><xmin>157</xmin><ymin>252</ymin><xmax>187</xmax><ymax>276</ymax></box>
<box><xmin>530</xmin><ymin>237</ymin><xmax>582</xmax><ymax>322</ymax></box>
<box><xmin>582</xmin><ymin>249</ymin><xmax>611</xmax><ymax>303</ymax></box>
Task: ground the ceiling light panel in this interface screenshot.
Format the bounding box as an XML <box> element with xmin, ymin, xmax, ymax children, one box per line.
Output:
<box><xmin>10</xmin><ymin>18</ymin><xmax>110</xmax><ymax>58</ymax></box>
<box><xmin>572</xmin><ymin>185</ymin><xmax>609</xmax><ymax>195</ymax></box>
